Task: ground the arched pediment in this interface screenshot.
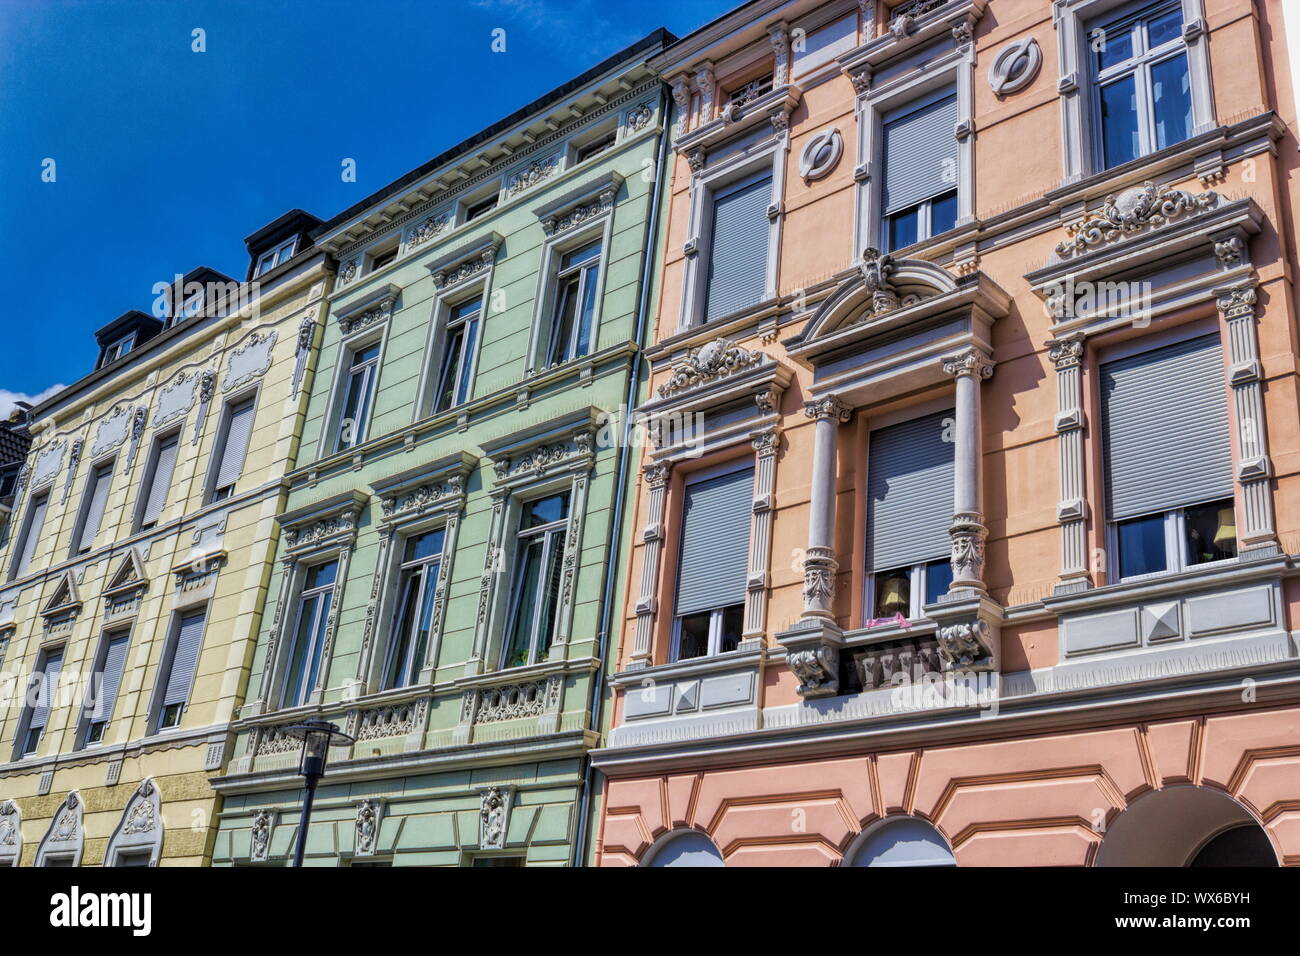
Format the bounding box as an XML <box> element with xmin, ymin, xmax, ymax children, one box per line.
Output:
<box><xmin>36</xmin><ymin>790</ymin><xmax>83</xmax><ymax>866</ymax></box>
<box><xmin>801</xmin><ymin>248</ymin><xmax>960</xmax><ymax>342</ymax></box>
<box><xmin>104</xmin><ymin>778</ymin><xmax>163</xmax><ymax>867</ymax></box>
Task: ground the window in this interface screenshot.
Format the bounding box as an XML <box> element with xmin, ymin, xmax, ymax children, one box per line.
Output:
<box><xmin>255</xmin><ymin>237</ymin><xmax>297</xmax><ymax>276</ymax></box>
<box><xmin>280</xmin><ymin>560</ymin><xmax>336</xmax><ymax>708</ymax></box>
<box><xmin>727</xmin><ymin>72</ymin><xmax>774</xmax><ymax>108</ymax></box>
<box><xmin>369</xmin><ymin>246</ymin><xmax>398</xmax><ymax>273</ymax></box>
<box><xmin>382</xmin><ymin>529</ymin><xmax>444</xmax><ymax>689</ymax></box>
<box><xmin>644</xmin><ymin>831</ymin><xmax>725</xmax><ymax>867</ymax></box>
<box><xmin>11</xmin><ymin>490</ymin><xmax>49</xmax><ymax>578</ymax></box>
<box><xmin>881</xmin><ymin>91</ymin><xmax>959</xmax><ymax>252</ymax></box>
<box><xmin>704</xmin><ymin>172</ymin><xmax>772</xmax><ymax>322</ymax></box>
<box><xmin>137</xmin><ymin>430</ymin><xmax>180</xmax><ymax>531</ymax></box>
<box><xmin>545</xmin><ymin>241</ymin><xmax>602</xmax><ymax>367</ymax></box>
<box><xmin>82</xmin><ymin>630</ymin><xmax>129</xmax><ymax>747</ymax></box>
<box><xmin>335</xmin><ymin>343</ymin><xmax>380</xmax><ymax>452</ymax></box>
<box><xmin>155</xmin><ymin>609</ymin><xmax>207</xmax><ymax>730</ymax></box>
<box><xmin>72</xmin><ymin>459</ymin><xmax>115</xmax><ymax>556</ymax></box>
<box><xmin>501</xmin><ymin>492</ymin><xmax>570</xmax><ymax>669</ymax></box>
<box><xmin>113</xmin><ymin>850</ymin><xmax>152</xmax><ymax>867</ymax></box>
<box><xmin>209</xmin><ymin>396</ymin><xmax>256</xmax><ymax>502</ymax></box>
<box><xmin>866</xmin><ymin>411</ymin><xmax>955</xmax><ymax>620</ymax></box>
<box><xmin>464</xmin><ymin>194</ymin><xmax>499</xmax><ymax>222</ymax></box>
<box><xmin>19</xmin><ymin>648</ymin><xmax>63</xmax><ymax>756</ymax></box>
<box><xmin>433</xmin><ymin>297</ymin><xmax>482</xmax><ymax>413</ymax></box>
<box><xmin>848</xmin><ymin>818</ymin><xmax>956</xmax><ymax>867</ymax></box>
<box><xmin>674</xmin><ymin>466</ymin><xmax>753</xmax><ymax>661</ymax></box>
<box><xmin>100</xmin><ymin>333</ymin><xmax>136</xmax><ymax>367</ymax></box>
<box><xmin>1091</xmin><ymin>2</ymin><xmax>1191</xmax><ymax>169</ymax></box>
<box><xmin>1101</xmin><ymin>333</ymin><xmax>1236</xmax><ymax>579</ymax></box>
<box><xmin>575</xmin><ymin>130</ymin><xmax>617</xmax><ymax>163</ymax></box>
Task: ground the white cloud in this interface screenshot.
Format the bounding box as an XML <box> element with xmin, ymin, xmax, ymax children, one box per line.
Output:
<box><xmin>0</xmin><ymin>384</ymin><xmax>65</xmax><ymax>418</ymax></box>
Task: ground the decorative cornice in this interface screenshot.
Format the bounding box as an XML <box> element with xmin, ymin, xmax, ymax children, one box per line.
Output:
<box><xmin>336</xmin><ymin>286</ymin><xmax>400</xmax><ymax>338</ymax></box>
<box><xmin>656</xmin><ymin>337</ymin><xmax>768</xmax><ymax>399</ymax></box>
<box><xmin>1055</xmin><ymin>182</ymin><xmax>1219</xmax><ymax>259</ymax></box>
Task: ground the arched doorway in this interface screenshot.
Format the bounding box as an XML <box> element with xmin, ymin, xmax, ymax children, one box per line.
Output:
<box><xmin>642</xmin><ymin>829</ymin><xmax>725</xmax><ymax>867</ymax></box>
<box><xmin>846</xmin><ymin>816</ymin><xmax>956</xmax><ymax>867</ymax></box>
<box><xmin>1097</xmin><ymin>785</ymin><xmax>1277</xmax><ymax>867</ymax></box>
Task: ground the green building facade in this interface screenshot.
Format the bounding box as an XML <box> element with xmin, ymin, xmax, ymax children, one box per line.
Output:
<box><xmin>209</xmin><ymin>32</ymin><xmax>673</xmax><ymax>866</ymax></box>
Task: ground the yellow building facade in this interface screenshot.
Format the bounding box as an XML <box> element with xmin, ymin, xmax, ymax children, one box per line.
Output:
<box><xmin>0</xmin><ymin>212</ymin><xmax>331</xmax><ymax>866</ymax></box>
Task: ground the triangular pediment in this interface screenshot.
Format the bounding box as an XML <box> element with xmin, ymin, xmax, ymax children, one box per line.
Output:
<box><xmin>104</xmin><ymin>548</ymin><xmax>147</xmax><ymax>596</ymax></box>
<box><xmin>42</xmin><ymin>570</ymin><xmax>81</xmax><ymax>618</ymax></box>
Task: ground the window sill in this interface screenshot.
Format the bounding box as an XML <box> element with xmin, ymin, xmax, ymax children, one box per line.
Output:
<box><xmin>610</xmin><ymin>645</ymin><xmax>764</xmax><ymax>687</ymax></box>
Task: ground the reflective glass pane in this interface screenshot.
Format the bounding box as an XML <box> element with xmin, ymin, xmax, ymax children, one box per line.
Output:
<box><xmin>1184</xmin><ymin>499</ymin><xmax>1237</xmax><ymax>566</ymax></box>
<box><xmin>503</xmin><ymin>537</ymin><xmax>545</xmax><ymax>668</ymax></box>
<box><xmin>405</xmin><ymin>528</ymin><xmax>444</xmax><ymax>563</ymax></box>
<box><xmin>930</xmin><ymin>191</ymin><xmax>958</xmax><ymax>237</ymax></box>
<box><xmin>924</xmin><ymin>560</ymin><xmax>953</xmax><ymax>605</ymax></box>
<box><xmin>574</xmin><ymin>266</ymin><xmax>600</xmax><ymax>358</ymax></box>
<box><xmin>874</xmin><ymin>569</ymin><xmax>911</xmax><ymax>619</ymax></box>
<box><xmin>535</xmin><ymin>533</ymin><xmax>565</xmax><ymax>660</ymax></box>
<box><xmin>719</xmin><ymin>604</ymin><xmax>744</xmax><ymax>654</ymax></box>
<box><xmin>677</xmin><ymin>612</ymin><xmax>711</xmax><ymax>660</ymax></box>
<box><xmin>434</xmin><ymin>325</ymin><xmax>464</xmax><ymax>413</ymax></box>
<box><xmin>455</xmin><ymin>318</ymin><xmax>479</xmax><ymax>406</ymax></box>
<box><xmin>1117</xmin><ymin>513</ymin><xmax>1167</xmax><ymax>577</ymax></box>
<box><xmin>1151</xmin><ymin>53</ymin><xmax>1192</xmax><ymax>150</ymax></box>
<box><xmin>1147</xmin><ymin>7</ymin><xmax>1183</xmax><ymax>48</ymax></box>
<box><xmin>305</xmin><ymin>560</ymin><xmax>338</xmax><ymax>591</ymax></box>
<box><xmin>562</xmin><ymin>241</ymin><xmax>601</xmax><ymax>270</ymax></box>
<box><xmin>522</xmin><ymin>492</ymin><xmax>569</xmax><ymax>528</ymax></box>
<box><xmin>1100</xmin><ymin>74</ymin><xmax>1140</xmax><ymax>168</ymax></box>
<box><xmin>1094</xmin><ymin>23</ymin><xmax>1134</xmax><ymax>71</ymax></box>
<box><xmin>548</xmin><ymin>275</ymin><xmax>580</xmax><ymax>365</ymax></box>
<box><xmin>887</xmin><ymin>206</ymin><xmax>919</xmax><ymax>252</ymax></box>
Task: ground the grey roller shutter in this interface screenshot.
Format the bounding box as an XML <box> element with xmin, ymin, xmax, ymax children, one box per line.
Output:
<box><xmin>14</xmin><ymin>493</ymin><xmax>48</xmax><ymax>576</ymax></box>
<box><xmin>76</xmin><ymin>462</ymin><xmax>114</xmax><ymax>553</ymax></box>
<box><xmin>213</xmin><ymin>398</ymin><xmax>255</xmax><ymax>492</ymax></box>
<box><xmin>161</xmin><ymin>609</ymin><xmax>206</xmax><ymax>707</ymax></box>
<box><xmin>675</xmin><ymin>467</ymin><xmax>754</xmax><ymax>617</ymax></box>
<box><xmin>1102</xmin><ymin>333</ymin><xmax>1233</xmax><ymax>520</ymax></box>
<box><xmin>705</xmin><ymin>173</ymin><xmax>771</xmax><ymax>322</ymax></box>
<box><xmin>91</xmin><ymin>633</ymin><xmax>130</xmax><ymax>723</ymax></box>
<box><xmin>28</xmin><ymin>650</ymin><xmax>63</xmax><ymax>730</ymax></box>
<box><xmin>868</xmin><ymin>410</ymin><xmax>955</xmax><ymax>571</ymax></box>
<box><xmin>882</xmin><ymin>92</ymin><xmax>959</xmax><ymax>215</ymax></box>
<box><xmin>140</xmin><ymin>432</ymin><xmax>179</xmax><ymax>526</ymax></box>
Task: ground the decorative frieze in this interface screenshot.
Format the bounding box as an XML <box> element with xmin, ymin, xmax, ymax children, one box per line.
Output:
<box><xmin>353</xmin><ymin>697</ymin><xmax>429</xmax><ymax>742</ymax></box>
<box><xmin>1055</xmin><ymin>182</ymin><xmax>1218</xmax><ymax>259</ymax></box>
<box><xmin>155</xmin><ymin>369</ymin><xmax>197</xmax><ymax>430</ymax></box>
<box><xmin>541</xmin><ymin>186</ymin><xmax>616</xmax><ymax>237</ymax></box>
<box><xmin>338</xmin><ymin>293</ymin><xmax>396</xmax><ymax>337</ymax></box>
<box><xmin>657</xmin><ymin>338</ymin><xmax>768</xmax><ymax>399</ymax></box>
<box><xmin>405</xmin><ymin>212</ymin><xmax>449</xmax><ymax>249</ymax></box>
<box><xmin>222</xmin><ymin>329</ymin><xmax>278</xmax><ymax>393</ymax></box>
<box><xmin>92</xmin><ymin>404</ymin><xmax>134</xmax><ymax>459</ymax></box>
<box><xmin>506</xmin><ymin>155</ymin><xmax>559</xmax><ymax>197</ymax></box>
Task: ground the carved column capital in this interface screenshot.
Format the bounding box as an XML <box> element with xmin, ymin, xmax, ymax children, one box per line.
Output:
<box><xmin>1216</xmin><ymin>282</ymin><xmax>1258</xmax><ymax>320</ymax></box>
<box><xmin>803</xmin><ymin>396</ymin><xmax>852</xmax><ymax>423</ymax></box>
<box><xmin>942</xmin><ymin>347</ymin><xmax>994</xmax><ymax>380</ymax></box>
<box><xmin>642</xmin><ymin>461</ymin><xmax>671</xmax><ymax>489</ymax></box>
<box><xmin>751</xmin><ymin>426</ymin><xmax>779</xmax><ymax>457</ymax></box>
<box><xmin>1047</xmin><ymin>332</ymin><xmax>1086</xmax><ymax>370</ymax></box>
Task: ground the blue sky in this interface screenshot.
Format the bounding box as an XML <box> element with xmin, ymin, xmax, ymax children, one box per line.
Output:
<box><xmin>0</xmin><ymin>0</ymin><xmax>736</xmax><ymax>410</ymax></box>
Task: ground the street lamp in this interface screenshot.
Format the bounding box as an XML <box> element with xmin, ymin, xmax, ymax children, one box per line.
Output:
<box><xmin>283</xmin><ymin>719</ymin><xmax>354</xmax><ymax>868</ymax></box>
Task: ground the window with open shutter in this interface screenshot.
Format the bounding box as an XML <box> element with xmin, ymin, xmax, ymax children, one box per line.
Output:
<box><xmin>867</xmin><ymin>410</ymin><xmax>955</xmax><ymax>573</ymax></box>
<box><xmin>704</xmin><ymin>173</ymin><xmax>772</xmax><ymax>323</ymax></box>
<box><xmin>75</xmin><ymin>461</ymin><xmax>115</xmax><ymax>554</ymax></box>
<box><xmin>211</xmin><ymin>398</ymin><xmax>255</xmax><ymax>501</ymax></box>
<box><xmin>158</xmin><ymin>609</ymin><xmax>206</xmax><ymax>728</ymax></box>
<box><xmin>139</xmin><ymin>432</ymin><xmax>179</xmax><ymax>529</ymax></box>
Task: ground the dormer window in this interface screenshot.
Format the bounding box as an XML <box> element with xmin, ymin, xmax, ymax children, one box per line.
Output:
<box><xmin>179</xmin><ymin>292</ymin><xmax>204</xmax><ymax>320</ymax></box>
<box><xmin>254</xmin><ymin>237</ymin><xmax>298</xmax><ymax>276</ymax></box>
<box><xmin>100</xmin><ymin>333</ymin><xmax>135</xmax><ymax>368</ymax></box>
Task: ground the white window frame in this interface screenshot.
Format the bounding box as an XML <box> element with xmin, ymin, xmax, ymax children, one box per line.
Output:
<box><xmin>460</xmin><ymin>184</ymin><xmax>502</xmax><ymax>225</ymax></box>
<box><xmin>255</xmin><ymin>236</ymin><xmax>298</xmax><ymax>276</ymax></box>
<box><xmin>380</xmin><ymin>527</ymin><xmax>445</xmax><ymax>690</ymax></box>
<box><xmin>678</xmin><ymin>135</ymin><xmax>786</xmax><ymax>333</ymax></box>
<box><xmin>1106</xmin><ymin>500</ymin><xmax>1237</xmax><ymax>583</ymax></box>
<box><xmin>331</xmin><ymin>336</ymin><xmax>383</xmax><ymax>453</ymax></box>
<box><xmin>133</xmin><ymin>427</ymin><xmax>181</xmax><ymax>532</ymax></box>
<box><xmin>543</xmin><ymin>236</ymin><xmax>605</xmax><ymax>369</ymax></box>
<box><xmin>366</xmin><ymin>239</ymin><xmax>400</xmax><ymax>275</ymax></box>
<box><xmin>853</xmin><ymin>44</ymin><xmax>974</xmax><ymax>255</ymax></box>
<box><xmin>16</xmin><ymin>645</ymin><xmax>64</xmax><ymax>758</ymax></box>
<box><xmin>10</xmin><ymin>488</ymin><xmax>50</xmax><ymax>580</ymax></box>
<box><xmin>278</xmin><ymin>558</ymin><xmax>340</xmax><ymax>709</ymax></box>
<box><xmin>865</xmin><ymin>560</ymin><xmax>953</xmax><ymax>622</ymax></box>
<box><xmin>149</xmin><ymin>602</ymin><xmax>210</xmax><ymax>734</ymax></box>
<box><xmin>569</xmin><ymin>121</ymin><xmax>618</xmax><ymax>166</ymax></box>
<box><xmin>668</xmin><ymin>459</ymin><xmax>755</xmax><ymax>664</ymax></box>
<box><xmin>1054</xmin><ymin>0</ymin><xmax>1215</xmax><ymax>183</ymax></box>
<box><xmin>78</xmin><ymin>626</ymin><xmax>130</xmax><ymax>749</ymax></box>
<box><xmin>425</xmin><ymin>291</ymin><xmax>485</xmax><ymax>418</ymax></box>
<box><xmin>102</xmin><ymin>332</ymin><xmax>136</xmax><ymax>366</ymax></box>
<box><xmin>498</xmin><ymin>491</ymin><xmax>572</xmax><ymax>670</ymax></box>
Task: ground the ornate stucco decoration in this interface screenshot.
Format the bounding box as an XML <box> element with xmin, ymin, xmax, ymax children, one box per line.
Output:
<box><xmin>155</xmin><ymin>369</ymin><xmax>197</xmax><ymax>430</ymax></box>
<box><xmin>936</xmin><ymin>618</ymin><xmax>993</xmax><ymax>669</ymax></box>
<box><xmin>41</xmin><ymin>570</ymin><xmax>82</xmax><ymax>634</ymax></box>
<box><xmin>125</xmin><ymin>405</ymin><xmax>148</xmax><ymax>474</ymax></box>
<box><xmin>337</xmin><ymin>292</ymin><xmax>397</xmax><ymax>337</ymax></box>
<box><xmin>36</xmin><ymin>791</ymin><xmax>84</xmax><ymax>866</ymax></box>
<box><xmin>1215</xmin><ymin>236</ymin><xmax>1245</xmax><ymax>268</ymax></box>
<box><xmin>107</xmin><ymin>777</ymin><xmax>164</xmax><ymax>867</ymax></box>
<box><xmin>60</xmin><ymin>437</ymin><xmax>83</xmax><ymax>504</ymax></box>
<box><xmin>506</xmin><ymin>155</ymin><xmax>559</xmax><ymax>197</ymax></box>
<box><xmin>799</xmin><ymin>128</ymin><xmax>843</xmax><ymax>181</ymax></box>
<box><xmin>103</xmin><ymin>548</ymin><xmax>148</xmax><ymax>620</ymax></box>
<box><xmin>338</xmin><ymin>257</ymin><xmax>360</xmax><ymax>286</ymax></box>
<box><xmin>1055</xmin><ymin>182</ymin><xmax>1219</xmax><ymax>259</ymax></box>
<box><xmin>92</xmin><ymin>403</ymin><xmax>135</xmax><ymax>459</ymax></box>
<box><xmin>542</xmin><ymin>186</ymin><xmax>617</xmax><ymax>236</ymax></box>
<box><xmin>351</xmin><ymin>698</ymin><xmax>429</xmax><ymax>742</ymax></box>
<box><xmin>405</xmin><ymin>212</ymin><xmax>449</xmax><ymax>249</ymax></box>
<box><xmin>282</xmin><ymin>509</ymin><xmax>360</xmax><ymax>553</ymax></box>
<box><xmin>787</xmin><ymin>642</ymin><xmax>840</xmax><ymax>698</ymax></box>
<box><xmin>625</xmin><ymin>101</ymin><xmax>654</xmax><ymax>133</ymax></box>
<box><xmin>657</xmin><ymin>338</ymin><xmax>768</xmax><ymax>399</ymax></box>
<box><xmin>479</xmin><ymin>787</ymin><xmax>513</xmax><ymax>851</ymax></box>
<box><xmin>192</xmin><ymin>368</ymin><xmax>216</xmax><ymax>446</ymax></box>
<box><xmin>988</xmin><ymin>36</ymin><xmax>1041</xmax><ymax>95</ymax></box>
<box><xmin>487</xmin><ymin>430</ymin><xmax>593</xmax><ymax>483</ymax></box>
<box><xmin>354</xmin><ymin>799</ymin><xmax>382</xmax><ymax>857</ymax></box>
<box><xmin>468</xmin><ymin>674</ymin><xmax>563</xmax><ymax>724</ymax></box>
<box><xmin>0</xmin><ymin>799</ymin><xmax>20</xmax><ymax>867</ymax></box>
<box><xmin>290</xmin><ymin>311</ymin><xmax>317</xmax><ymax>399</ymax></box>
<box><xmin>249</xmin><ymin>809</ymin><xmax>274</xmax><ymax>863</ymax></box>
<box><xmin>31</xmin><ymin>438</ymin><xmax>65</xmax><ymax>490</ymax></box>
<box><xmin>890</xmin><ymin>0</ymin><xmax>949</xmax><ymax>35</ymax></box>
<box><xmin>379</xmin><ymin>474</ymin><xmax>465</xmax><ymax>521</ymax></box>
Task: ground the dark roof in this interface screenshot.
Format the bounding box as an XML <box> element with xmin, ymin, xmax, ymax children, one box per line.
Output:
<box><xmin>314</xmin><ymin>28</ymin><xmax>676</xmax><ymax>239</ymax></box>
<box><xmin>94</xmin><ymin>310</ymin><xmax>162</xmax><ymax>347</ymax></box>
<box><xmin>0</xmin><ymin>422</ymin><xmax>31</xmax><ymax>467</ymax></box>
<box><xmin>245</xmin><ymin>209</ymin><xmax>322</xmax><ymax>254</ymax></box>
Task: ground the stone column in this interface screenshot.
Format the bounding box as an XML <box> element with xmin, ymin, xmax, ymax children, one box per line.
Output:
<box><xmin>942</xmin><ymin>347</ymin><xmax>994</xmax><ymax>593</ymax></box>
<box><xmin>801</xmin><ymin>396</ymin><xmax>851</xmax><ymax>621</ymax></box>
<box><xmin>1048</xmin><ymin>332</ymin><xmax>1090</xmax><ymax>592</ymax></box>
<box><xmin>743</xmin><ymin>427</ymin><xmax>780</xmax><ymax>648</ymax></box>
<box><xmin>1217</xmin><ymin>281</ymin><xmax>1278</xmax><ymax>554</ymax></box>
<box><xmin>629</xmin><ymin>461</ymin><xmax>671</xmax><ymax>669</ymax></box>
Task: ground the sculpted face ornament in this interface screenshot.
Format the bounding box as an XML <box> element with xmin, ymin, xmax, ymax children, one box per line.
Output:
<box><xmin>859</xmin><ymin>248</ymin><xmax>900</xmax><ymax>315</ymax></box>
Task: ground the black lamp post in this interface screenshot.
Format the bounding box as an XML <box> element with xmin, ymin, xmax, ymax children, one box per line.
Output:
<box><xmin>283</xmin><ymin>719</ymin><xmax>354</xmax><ymax>868</ymax></box>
